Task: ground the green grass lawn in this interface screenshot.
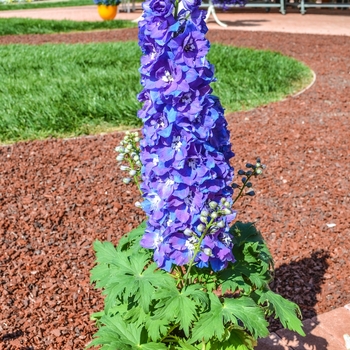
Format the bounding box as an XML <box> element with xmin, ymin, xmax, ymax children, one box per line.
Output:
<box><xmin>0</xmin><ymin>17</ymin><xmax>137</xmax><ymax>35</ymax></box>
<box><xmin>0</xmin><ymin>41</ymin><xmax>312</xmax><ymax>144</ymax></box>
<box><xmin>0</xmin><ymin>0</ymin><xmax>93</xmax><ymax>11</ymax></box>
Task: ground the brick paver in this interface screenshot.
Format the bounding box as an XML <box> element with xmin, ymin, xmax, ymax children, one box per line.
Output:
<box><xmin>256</xmin><ymin>304</ymin><xmax>350</xmax><ymax>350</ymax></box>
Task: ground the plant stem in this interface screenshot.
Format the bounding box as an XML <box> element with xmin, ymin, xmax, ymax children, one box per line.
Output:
<box><xmin>174</xmin><ymin>0</ymin><xmax>179</xmax><ymax>18</ymax></box>
<box><xmin>183</xmin><ymin>219</ymin><xmax>214</xmax><ymax>285</ymax></box>
<box><xmin>160</xmin><ymin>324</ymin><xmax>179</xmax><ymax>343</ymax></box>
<box><xmin>232</xmin><ymin>172</ymin><xmax>253</xmax><ymax>205</ymax></box>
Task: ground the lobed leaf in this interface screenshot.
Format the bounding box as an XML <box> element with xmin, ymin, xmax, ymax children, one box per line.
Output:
<box><xmin>222</xmin><ymin>297</ymin><xmax>269</xmax><ymax>339</ymax></box>
<box><xmin>190</xmin><ymin>294</ymin><xmax>225</xmax><ymax>343</ymax></box>
<box><xmin>256</xmin><ymin>290</ymin><xmax>305</xmax><ymax>336</ymax></box>
<box><xmin>207</xmin><ymin>328</ymin><xmax>256</xmax><ymax>350</ymax></box>
<box><xmin>155</xmin><ymin>285</ymin><xmax>199</xmax><ymax>337</ymax></box>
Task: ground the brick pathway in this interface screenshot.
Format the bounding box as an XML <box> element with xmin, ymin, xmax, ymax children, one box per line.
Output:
<box><xmin>257</xmin><ymin>304</ymin><xmax>350</xmax><ymax>349</ymax></box>
<box><xmin>0</xmin><ymin>5</ymin><xmax>349</xmax><ymax>36</ymax></box>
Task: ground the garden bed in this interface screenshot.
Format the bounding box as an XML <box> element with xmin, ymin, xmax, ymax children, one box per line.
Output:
<box><xmin>0</xmin><ymin>28</ymin><xmax>349</xmax><ymax>349</ymax></box>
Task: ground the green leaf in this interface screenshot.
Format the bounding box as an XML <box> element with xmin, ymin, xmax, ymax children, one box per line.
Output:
<box><xmin>182</xmin><ymin>284</ymin><xmax>209</xmax><ymax>310</ymax></box>
<box><xmin>103</xmin><ymin>252</ymin><xmax>173</xmax><ymax>312</ymax></box>
<box><xmin>218</xmin><ymin>266</ymin><xmax>251</xmax><ymax>295</ymax></box>
<box><xmin>177</xmin><ymin>340</ymin><xmax>200</xmax><ymax>350</ymax></box>
<box><xmin>256</xmin><ymin>289</ymin><xmax>305</xmax><ymax>336</ymax></box>
<box><xmin>90</xmin><ymin>262</ymin><xmax>113</xmax><ymax>289</ymax></box>
<box><xmin>145</xmin><ymin>317</ymin><xmax>169</xmax><ymax>342</ymax></box>
<box><xmin>230</xmin><ymin>222</ymin><xmax>263</xmax><ymax>247</ymax></box>
<box><xmin>93</xmin><ymin>240</ymin><xmax>120</xmax><ymax>264</ymax></box>
<box><xmin>222</xmin><ymin>297</ymin><xmax>269</xmax><ymax>338</ymax></box>
<box><xmin>87</xmin><ymin>314</ymin><xmax>136</xmax><ymax>349</ymax></box>
<box><xmin>207</xmin><ymin>328</ymin><xmax>256</xmax><ymax>350</ymax></box>
<box><xmin>139</xmin><ymin>343</ymin><xmax>168</xmax><ymax>350</ymax></box>
<box><xmin>117</xmin><ymin>221</ymin><xmax>146</xmax><ymax>253</ymax></box>
<box><xmin>155</xmin><ymin>285</ymin><xmax>199</xmax><ymax>337</ymax></box>
<box><xmin>190</xmin><ymin>266</ymin><xmax>218</xmax><ymax>292</ymax></box>
<box><xmin>190</xmin><ymin>294</ymin><xmax>225</xmax><ymax>343</ymax></box>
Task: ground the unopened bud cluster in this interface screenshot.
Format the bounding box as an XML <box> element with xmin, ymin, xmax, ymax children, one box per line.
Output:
<box><xmin>232</xmin><ymin>157</ymin><xmax>266</xmax><ymax>200</ymax></box>
<box><xmin>115</xmin><ymin>131</ymin><xmax>142</xmax><ymax>186</ymax></box>
<box><xmin>197</xmin><ymin>198</ymin><xmax>233</xmax><ymax>234</ymax></box>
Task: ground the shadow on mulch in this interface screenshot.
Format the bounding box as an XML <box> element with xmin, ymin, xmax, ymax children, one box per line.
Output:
<box><xmin>267</xmin><ymin>250</ymin><xmax>330</xmax><ymax>348</ymax></box>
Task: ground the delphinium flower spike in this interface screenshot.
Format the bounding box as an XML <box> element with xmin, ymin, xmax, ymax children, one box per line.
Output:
<box><xmin>137</xmin><ymin>0</ymin><xmax>236</xmax><ymax>272</ymax></box>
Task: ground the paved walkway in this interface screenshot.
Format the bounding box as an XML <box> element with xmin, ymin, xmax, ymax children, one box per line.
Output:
<box><xmin>257</xmin><ymin>304</ymin><xmax>350</xmax><ymax>349</ymax></box>
<box><xmin>0</xmin><ymin>5</ymin><xmax>350</xmax><ymax>36</ymax></box>
<box><xmin>1</xmin><ymin>4</ymin><xmax>349</xmax><ymax>349</ymax></box>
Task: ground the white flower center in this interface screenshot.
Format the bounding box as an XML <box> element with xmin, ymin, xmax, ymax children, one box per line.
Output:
<box><xmin>188</xmin><ymin>158</ymin><xmax>197</xmax><ymax>170</ymax></box>
<box><xmin>181</xmin><ymin>93</ymin><xmax>191</xmax><ymax>104</ymax></box>
<box><xmin>184</xmin><ymin>42</ymin><xmax>195</xmax><ymax>52</ymax></box>
<box><xmin>150</xmin><ymin>193</ymin><xmax>161</xmax><ymax>210</ymax></box>
<box><xmin>165</xmin><ymin>178</ymin><xmax>174</xmax><ymax>187</ymax></box>
<box><xmin>219</xmin><ymin>233</ymin><xmax>232</xmax><ymax>247</ymax></box>
<box><xmin>162</xmin><ymin>70</ymin><xmax>174</xmax><ymax>83</ymax></box>
<box><xmin>152</xmin><ymin>155</ymin><xmax>159</xmax><ymax>166</ymax></box>
<box><xmin>155</xmin><ymin>233</ymin><xmax>163</xmax><ymax>246</ymax></box>
<box><xmin>185</xmin><ymin>236</ymin><xmax>197</xmax><ymax>251</ymax></box>
<box><xmin>171</xmin><ymin>136</ymin><xmax>182</xmax><ymax>151</ymax></box>
<box><xmin>150</xmin><ymin>50</ymin><xmax>157</xmax><ymax>59</ymax></box>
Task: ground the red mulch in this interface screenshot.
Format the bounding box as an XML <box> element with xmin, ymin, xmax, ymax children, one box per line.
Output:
<box><xmin>0</xmin><ymin>28</ymin><xmax>349</xmax><ymax>349</ymax></box>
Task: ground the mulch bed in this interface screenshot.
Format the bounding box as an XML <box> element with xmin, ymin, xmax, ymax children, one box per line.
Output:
<box><xmin>0</xmin><ymin>28</ymin><xmax>349</xmax><ymax>349</ymax></box>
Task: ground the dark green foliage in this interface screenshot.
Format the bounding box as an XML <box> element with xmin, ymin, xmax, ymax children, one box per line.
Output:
<box><xmin>89</xmin><ymin>221</ymin><xmax>304</xmax><ymax>349</ymax></box>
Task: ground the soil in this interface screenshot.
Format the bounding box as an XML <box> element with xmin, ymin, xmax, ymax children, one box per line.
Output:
<box><xmin>0</xmin><ymin>28</ymin><xmax>349</xmax><ymax>349</ymax></box>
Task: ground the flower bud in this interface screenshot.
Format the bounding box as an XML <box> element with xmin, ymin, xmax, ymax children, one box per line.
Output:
<box><xmin>200</xmin><ymin>216</ymin><xmax>208</xmax><ymax>224</ymax></box>
<box><xmin>120</xmin><ymin>165</ymin><xmax>129</xmax><ymax>171</ymax></box>
<box><xmin>256</xmin><ymin>168</ymin><xmax>263</xmax><ymax>175</ymax></box>
<box><xmin>116</xmin><ymin>154</ymin><xmax>124</xmax><ymax>162</ymax></box>
<box><xmin>224</xmin><ymin>201</ymin><xmax>231</xmax><ymax>208</ymax></box>
<box><xmin>197</xmin><ymin>224</ymin><xmax>205</xmax><ymax>232</ymax></box>
<box><xmin>133</xmin><ymin>155</ymin><xmax>140</xmax><ymax>162</ymax></box>
<box><xmin>201</xmin><ymin>210</ymin><xmax>209</xmax><ymax>217</ymax></box>
<box><xmin>184</xmin><ymin>228</ymin><xmax>193</xmax><ymax>236</ymax></box>
<box><xmin>203</xmin><ymin>248</ymin><xmax>212</xmax><ymax>256</ymax></box>
<box><xmin>210</xmin><ymin>212</ymin><xmax>218</xmax><ymax>219</ymax></box>
<box><xmin>123</xmin><ymin>178</ymin><xmax>131</xmax><ymax>184</ymax></box>
<box><xmin>217</xmin><ymin>220</ymin><xmax>225</xmax><ymax>228</ymax></box>
<box><xmin>135</xmin><ymin>201</ymin><xmax>142</xmax><ymax>208</ymax></box>
<box><xmin>129</xmin><ymin>170</ymin><xmax>137</xmax><ymax>176</ymax></box>
<box><xmin>209</xmin><ymin>201</ymin><xmax>218</xmax><ymax>209</ymax></box>
<box><xmin>223</xmin><ymin>208</ymin><xmax>231</xmax><ymax>215</ymax></box>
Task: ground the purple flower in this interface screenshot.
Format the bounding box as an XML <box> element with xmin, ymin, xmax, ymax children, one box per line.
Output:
<box><xmin>138</xmin><ymin>0</ymin><xmax>236</xmax><ymax>272</ymax></box>
<box><xmin>143</xmin><ymin>0</ymin><xmax>174</xmax><ymax>17</ymax></box>
<box><xmin>168</xmin><ymin>22</ymin><xmax>209</xmax><ymax>66</ymax></box>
